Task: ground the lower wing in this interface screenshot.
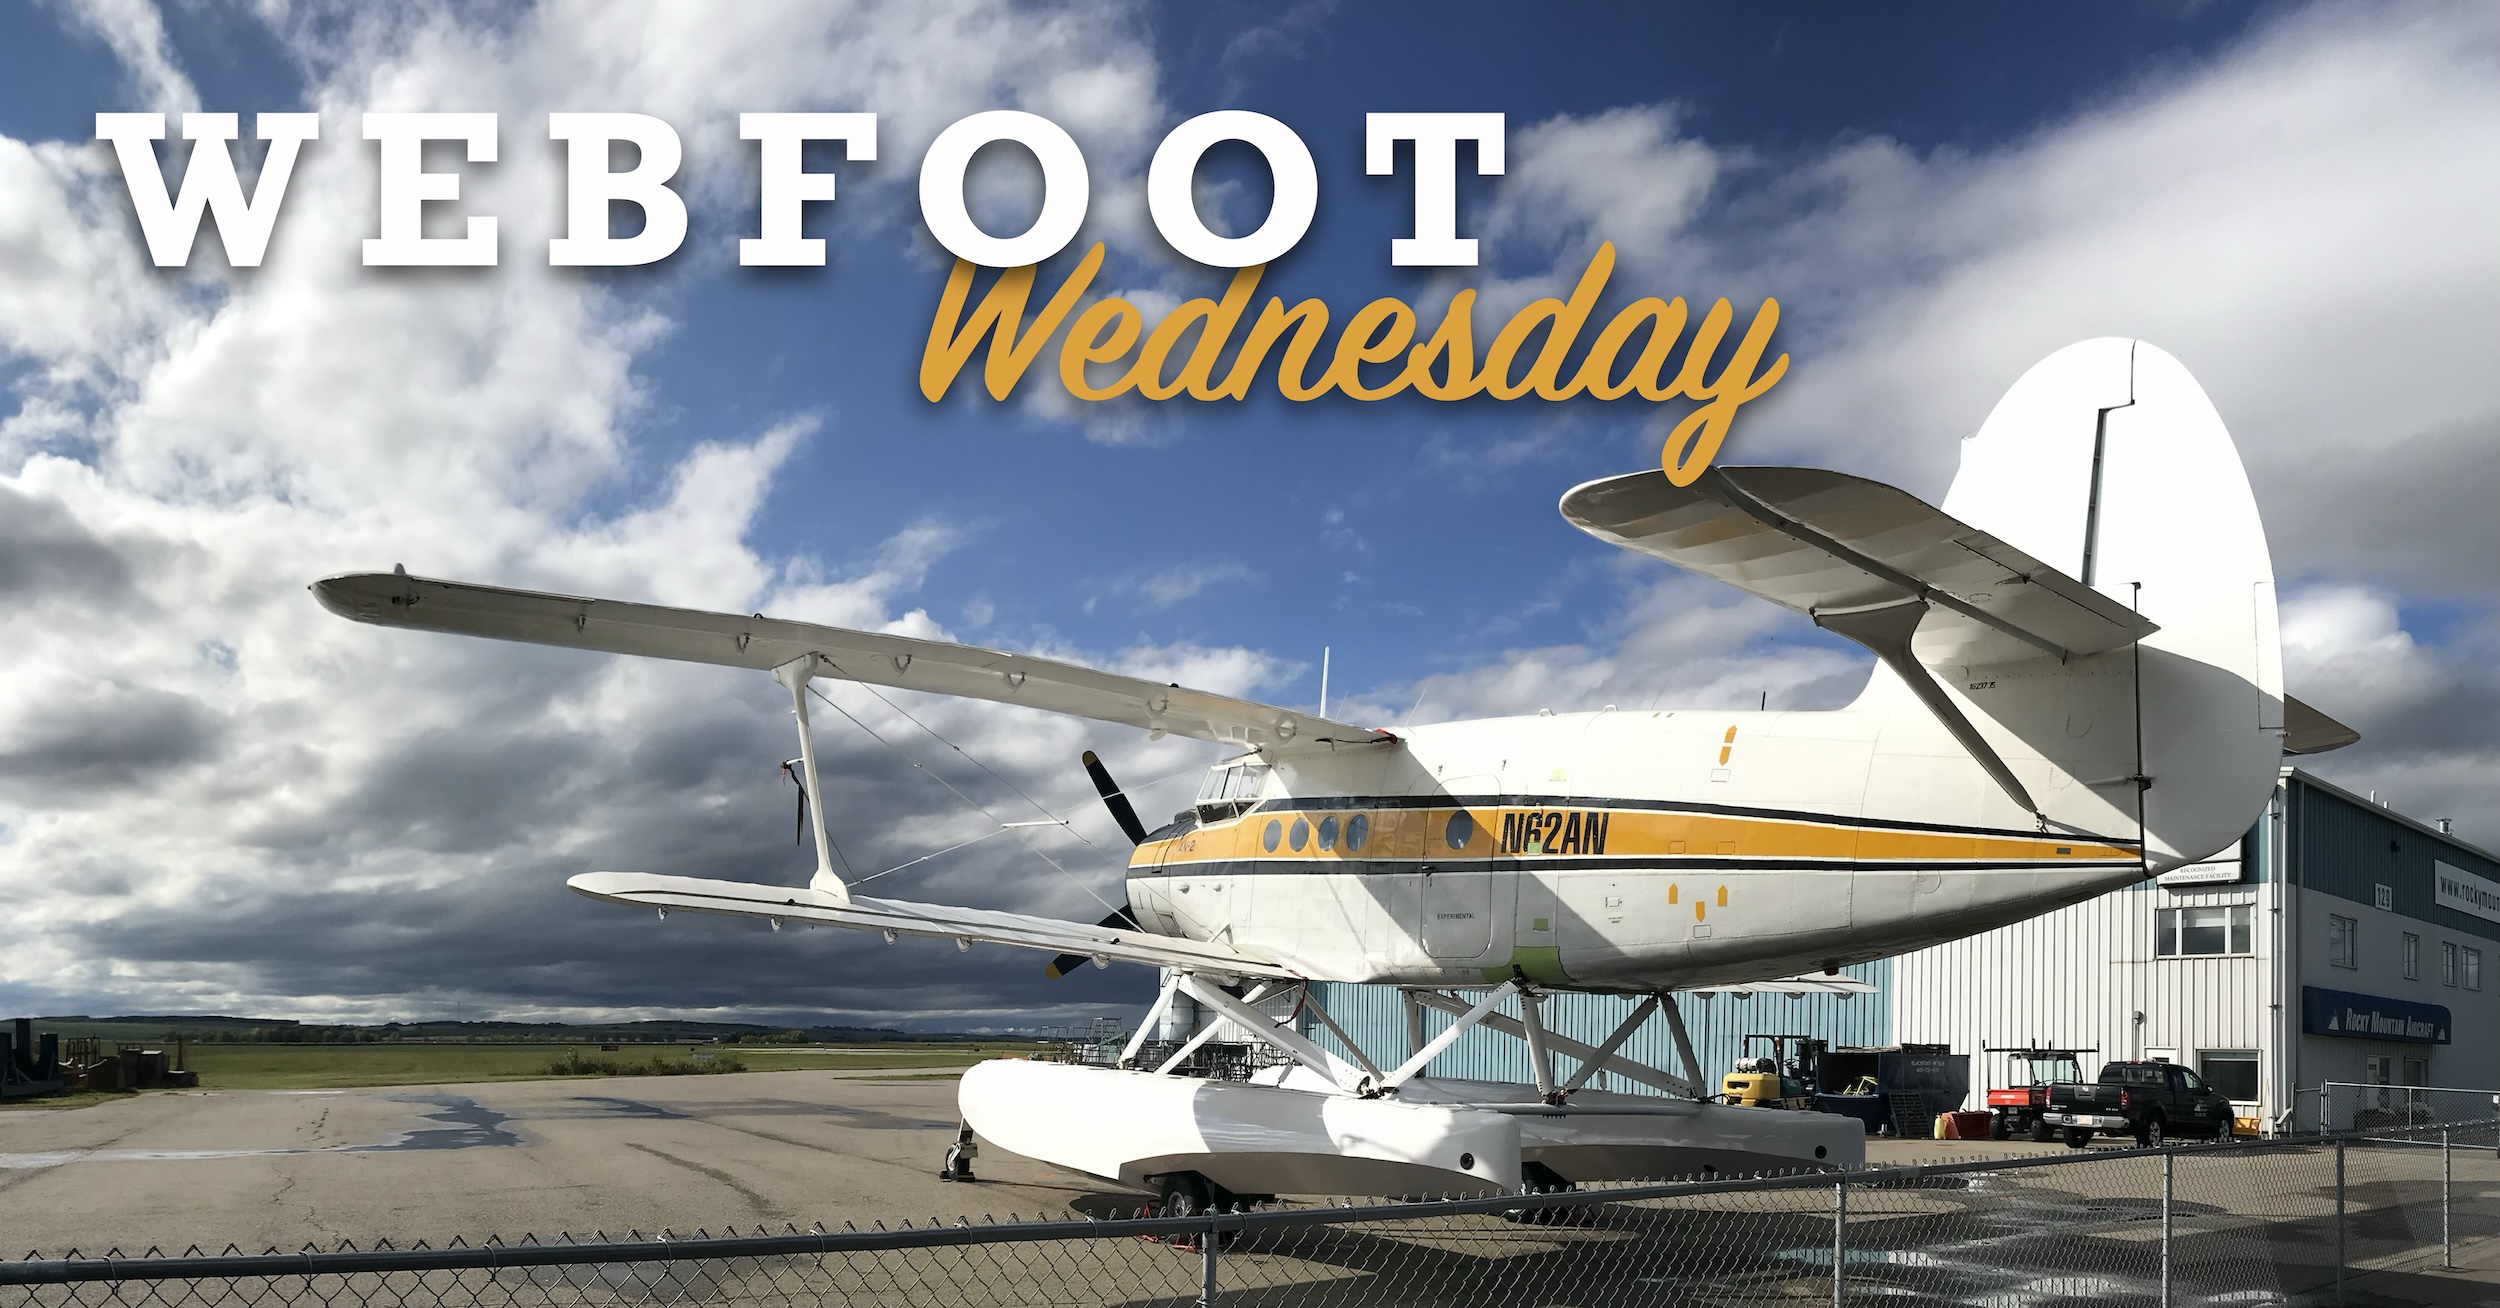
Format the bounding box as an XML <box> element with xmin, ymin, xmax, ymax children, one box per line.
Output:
<box><xmin>567</xmin><ymin>872</ymin><xmax>1300</xmax><ymax>981</ymax></box>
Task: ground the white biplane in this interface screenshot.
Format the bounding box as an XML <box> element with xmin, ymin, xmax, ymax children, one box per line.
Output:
<box><xmin>317</xmin><ymin>339</ymin><xmax>2353</xmax><ymax>1208</ymax></box>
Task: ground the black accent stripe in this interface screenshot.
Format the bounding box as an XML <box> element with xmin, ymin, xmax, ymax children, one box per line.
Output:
<box><xmin>1240</xmin><ymin>793</ymin><xmax>2138</xmax><ymax>846</ymax></box>
<box><xmin>1138</xmin><ymin>857</ymin><xmax>2144</xmax><ymax>878</ymax></box>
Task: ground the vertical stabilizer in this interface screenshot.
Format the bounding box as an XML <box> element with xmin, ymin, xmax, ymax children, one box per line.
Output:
<box><xmin>1860</xmin><ymin>339</ymin><xmax>2282</xmax><ymax>868</ymax></box>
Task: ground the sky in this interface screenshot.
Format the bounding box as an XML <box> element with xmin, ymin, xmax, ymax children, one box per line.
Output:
<box><xmin>0</xmin><ymin>0</ymin><xmax>2494</xmax><ymax>1030</ymax></box>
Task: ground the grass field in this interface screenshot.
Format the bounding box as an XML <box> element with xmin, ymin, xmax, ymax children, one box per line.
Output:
<box><xmin>158</xmin><ymin>1042</ymin><xmax>1025</xmax><ymax>1090</ymax></box>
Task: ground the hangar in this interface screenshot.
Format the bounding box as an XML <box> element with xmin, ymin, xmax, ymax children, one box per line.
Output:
<box><xmin>1308</xmin><ymin>768</ymin><xmax>2500</xmax><ymax>1133</ymax></box>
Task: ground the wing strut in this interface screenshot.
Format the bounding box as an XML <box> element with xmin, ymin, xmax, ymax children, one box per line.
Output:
<box><xmin>772</xmin><ymin>655</ymin><xmax>850</xmax><ymax>904</ymax></box>
<box><xmin>1812</xmin><ymin>600</ymin><xmax>2040</xmax><ymax>818</ymax></box>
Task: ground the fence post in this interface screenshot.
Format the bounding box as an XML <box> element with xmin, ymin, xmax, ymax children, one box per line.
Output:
<box><xmin>2334</xmin><ymin>1136</ymin><xmax>2347</xmax><ymax>1306</ymax></box>
<box><xmin>2443</xmin><ymin>1129</ymin><xmax>2454</xmax><ymax>1270</ymax></box>
<box><xmin>1198</xmin><ymin>1212</ymin><xmax>1220</xmax><ymax>1308</ymax></box>
<box><xmin>2161</xmin><ymin>1148</ymin><xmax>2174</xmax><ymax>1308</ymax></box>
<box><xmin>1832</xmin><ymin>1174</ymin><xmax>1847</xmax><ymax>1308</ymax></box>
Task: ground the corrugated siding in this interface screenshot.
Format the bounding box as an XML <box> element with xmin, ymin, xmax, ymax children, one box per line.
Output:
<box><xmin>1307</xmin><ymin>960</ymin><xmax>1889</xmax><ymax>1095</ymax></box>
<box><xmin>1890</xmin><ymin>877</ymin><xmax>2282</xmax><ymax>1112</ymax></box>
<box><xmin>2292</xmin><ymin>778</ymin><xmax>2500</xmax><ymax>944</ymax></box>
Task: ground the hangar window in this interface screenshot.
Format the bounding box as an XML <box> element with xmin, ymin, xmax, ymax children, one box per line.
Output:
<box><xmin>2443</xmin><ymin>940</ymin><xmax>2458</xmax><ymax>987</ymax></box>
<box><xmin>2404</xmin><ymin>933</ymin><xmax>2422</xmax><ymax>979</ymax></box>
<box><xmin>2198</xmin><ymin>1050</ymin><xmax>2260</xmax><ymax>1103</ymax></box>
<box><xmin>2468</xmin><ymin>947</ymin><xmax>2484</xmax><ymax>992</ymax></box>
<box><xmin>2329</xmin><ymin>914</ymin><xmax>2358</xmax><ymax>969</ymax></box>
<box><xmin>2155</xmin><ymin>904</ymin><xmax>2251</xmax><ymax>957</ymax></box>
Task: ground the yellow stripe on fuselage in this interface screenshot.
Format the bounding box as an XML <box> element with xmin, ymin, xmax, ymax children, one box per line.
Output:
<box><xmin>1135</xmin><ymin>803</ymin><xmax>2135</xmax><ymax>869</ymax></box>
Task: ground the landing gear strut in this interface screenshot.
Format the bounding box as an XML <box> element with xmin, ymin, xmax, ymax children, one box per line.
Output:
<box><xmin>939</xmin><ymin>1123</ymin><xmax>979</xmax><ymax>1181</ymax></box>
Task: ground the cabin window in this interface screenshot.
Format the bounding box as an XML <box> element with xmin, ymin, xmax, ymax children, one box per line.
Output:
<box><xmin>1316</xmin><ymin>815</ymin><xmax>1338</xmax><ymax>851</ymax></box>
<box><xmin>1261</xmin><ymin>820</ymin><xmax>1281</xmax><ymax>853</ymax></box>
<box><xmin>2155</xmin><ymin>904</ymin><xmax>2251</xmax><ymax>957</ymax></box>
<box><xmin>1194</xmin><ymin>759</ymin><xmax>1270</xmax><ymax>822</ymax></box>
<box><xmin>1345</xmin><ymin>813</ymin><xmax>1369</xmax><ymax>852</ymax></box>
<box><xmin>1288</xmin><ymin>818</ymin><xmax>1310</xmax><ymax>851</ymax></box>
<box><xmin>1445</xmin><ymin>811</ymin><xmax>1475</xmax><ymax>849</ymax></box>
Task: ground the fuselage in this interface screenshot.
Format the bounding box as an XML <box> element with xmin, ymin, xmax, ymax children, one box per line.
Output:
<box><xmin>1123</xmin><ymin>701</ymin><xmax>2151</xmax><ymax>991</ymax></box>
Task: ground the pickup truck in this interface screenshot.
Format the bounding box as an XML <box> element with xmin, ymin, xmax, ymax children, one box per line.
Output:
<box><xmin>2037</xmin><ymin>1061</ymin><xmax>2237</xmax><ymax>1148</ymax></box>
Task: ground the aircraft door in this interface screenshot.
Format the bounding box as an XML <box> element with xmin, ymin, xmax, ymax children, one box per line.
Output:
<box><xmin>1418</xmin><ymin>807</ymin><xmax>1493</xmax><ymax>959</ymax></box>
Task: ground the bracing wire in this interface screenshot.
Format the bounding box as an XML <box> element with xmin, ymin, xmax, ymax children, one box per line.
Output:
<box><xmin>819</xmin><ymin>657</ymin><xmax>1090</xmax><ymax>845</ymax></box>
<box><xmin>806</xmin><ymin>682</ymin><xmax>1123</xmax><ymax>918</ymax></box>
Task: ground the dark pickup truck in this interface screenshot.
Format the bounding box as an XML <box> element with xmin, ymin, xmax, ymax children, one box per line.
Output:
<box><xmin>2039</xmin><ymin>1061</ymin><xmax>2237</xmax><ymax>1148</ymax></box>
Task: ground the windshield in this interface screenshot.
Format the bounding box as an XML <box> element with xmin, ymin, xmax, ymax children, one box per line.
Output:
<box><xmin>1192</xmin><ymin>759</ymin><xmax>1269</xmax><ymax>821</ymax></box>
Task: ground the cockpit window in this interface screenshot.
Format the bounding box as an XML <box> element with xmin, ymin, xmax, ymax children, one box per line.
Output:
<box><xmin>1193</xmin><ymin>758</ymin><xmax>1269</xmax><ymax>822</ymax></box>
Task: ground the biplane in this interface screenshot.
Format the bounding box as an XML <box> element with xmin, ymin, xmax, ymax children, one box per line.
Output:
<box><xmin>316</xmin><ymin>338</ymin><xmax>2353</xmax><ymax>1207</ymax></box>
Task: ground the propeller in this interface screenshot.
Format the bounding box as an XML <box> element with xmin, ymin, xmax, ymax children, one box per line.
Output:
<box><xmin>1082</xmin><ymin>749</ymin><xmax>1149</xmax><ymax>845</ymax></box>
<box><xmin>1047</xmin><ymin>750</ymin><xmax>1151</xmax><ymax>979</ymax></box>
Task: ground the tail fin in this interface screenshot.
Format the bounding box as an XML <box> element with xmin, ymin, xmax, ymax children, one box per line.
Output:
<box><xmin>1862</xmin><ymin>338</ymin><xmax>2282</xmax><ymax>867</ymax></box>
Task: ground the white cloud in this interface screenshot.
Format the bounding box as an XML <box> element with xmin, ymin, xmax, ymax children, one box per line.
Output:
<box><xmin>0</xmin><ymin>0</ymin><xmax>1206</xmax><ymax>1025</ymax></box>
<box><xmin>10</xmin><ymin>0</ymin><xmax>2500</xmax><ymax>1023</ymax></box>
<box><xmin>1120</xmin><ymin>559</ymin><xmax>1257</xmax><ymax>610</ymax></box>
<box><xmin>1438</xmin><ymin>2</ymin><xmax>2500</xmax><ymax>844</ymax></box>
<box><xmin>1469</xmin><ymin>7</ymin><xmax>2500</xmax><ymax>571</ymax></box>
<box><xmin>54</xmin><ymin>0</ymin><xmax>197</xmax><ymax>113</ymax></box>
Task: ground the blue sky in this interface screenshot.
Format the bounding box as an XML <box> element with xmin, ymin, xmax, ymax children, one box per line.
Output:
<box><xmin>4</xmin><ymin>0</ymin><xmax>2304</xmax><ymax>714</ymax></box>
<box><xmin>0</xmin><ymin>1</ymin><xmax>2492</xmax><ymax>1027</ymax></box>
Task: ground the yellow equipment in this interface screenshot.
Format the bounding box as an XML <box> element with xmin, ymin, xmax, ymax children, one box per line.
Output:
<box><xmin>1722</xmin><ymin>1069</ymin><xmax>1787</xmax><ymax>1108</ymax></box>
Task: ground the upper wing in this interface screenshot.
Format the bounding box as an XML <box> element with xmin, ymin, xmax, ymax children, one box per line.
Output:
<box><xmin>1560</xmin><ymin>466</ymin><xmax>2157</xmax><ymax>667</ymax></box>
<box><xmin>314</xmin><ymin>573</ymin><xmax>1387</xmax><ymax>751</ymax></box>
<box><xmin>569</xmin><ymin>872</ymin><xmax>1300</xmax><ymax>980</ymax></box>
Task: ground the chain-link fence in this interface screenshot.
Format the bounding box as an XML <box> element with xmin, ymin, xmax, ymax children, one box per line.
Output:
<box><xmin>2283</xmin><ymin>1081</ymin><xmax>2500</xmax><ymax>1134</ymax></box>
<box><xmin>5</xmin><ymin>1120</ymin><xmax>2493</xmax><ymax>1307</ymax></box>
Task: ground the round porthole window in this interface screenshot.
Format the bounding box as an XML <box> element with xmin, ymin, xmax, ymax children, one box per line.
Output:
<box><xmin>1445</xmin><ymin>811</ymin><xmax>1475</xmax><ymax>850</ymax></box>
<box><xmin>1262</xmin><ymin>820</ymin><xmax>1282</xmax><ymax>853</ymax></box>
<box><xmin>1288</xmin><ymin>818</ymin><xmax>1310</xmax><ymax>851</ymax></box>
<box><xmin>1345</xmin><ymin>813</ymin><xmax>1369</xmax><ymax>852</ymax></box>
<box><xmin>1317</xmin><ymin>815</ymin><xmax>1339</xmax><ymax>850</ymax></box>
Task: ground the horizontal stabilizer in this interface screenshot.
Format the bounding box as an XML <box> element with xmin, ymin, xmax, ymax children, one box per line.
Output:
<box><xmin>567</xmin><ymin>872</ymin><xmax>1299</xmax><ymax>980</ymax></box>
<box><xmin>2283</xmin><ymin>695</ymin><xmax>2361</xmax><ymax>755</ymax></box>
<box><xmin>1561</xmin><ymin>467</ymin><xmax>2158</xmax><ymax>667</ymax></box>
<box><xmin>315</xmin><ymin>573</ymin><xmax>1387</xmax><ymax>751</ymax></box>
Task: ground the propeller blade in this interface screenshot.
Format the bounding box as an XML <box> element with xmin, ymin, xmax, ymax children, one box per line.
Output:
<box><xmin>1082</xmin><ymin>749</ymin><xmax>1149</xmax><ymax>846</ymax></box>
<box><xmin>1045</xmin><ymin>906</ymin><xmax>1142</xmax><ymax>979</ymax></box>
<box><xmin>781</xmin><ymin>760</ymin><xmax>808</xmax><ymax>846</ymax></box>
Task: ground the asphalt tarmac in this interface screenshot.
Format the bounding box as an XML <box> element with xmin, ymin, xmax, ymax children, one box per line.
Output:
<box><xmin>3</xmin><ymin>1069</ymin><xmax>2495</xmax><ymax>1307</ymax></box>
<box><xmin>0</xmin><ymin>1069</ymin><xmax>1083</xmax><ymax>1255</ymax></box>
